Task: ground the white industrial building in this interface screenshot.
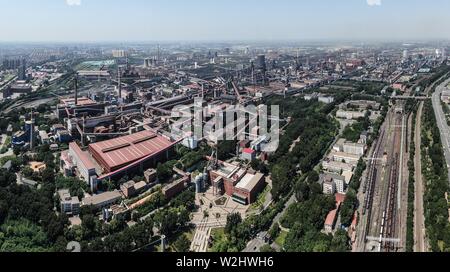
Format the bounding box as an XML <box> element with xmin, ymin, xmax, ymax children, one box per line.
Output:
<box><xmin>61</xmin><ymin>142</ymin><xmax>98</xmax><ymax>191</ymax></box>
<box><xmin>336</xmin><ymin>110</ymin><xmax>366</xmax><ymax>120</ymax></box>
<box><xmin>343</xmin><ymin>142</ymin><xmax>366</xmax><ymax>156</ymax></box>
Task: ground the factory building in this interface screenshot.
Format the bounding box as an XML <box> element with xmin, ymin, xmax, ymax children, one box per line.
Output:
<box><xmin>61</xmin><ymin>130</ymin><xmax>177</xmax><ymax>189</ymax></box>
<box><xmin>61</xmin><ymin>142</ymin><xmax>99</xmax><ymax>190</ymax></box>
<box><xmin>77</xmin><ymin>70</ymin><xmax>111</xmax><ymax>81</ymax></box>
<box><xmin>3</xmin><ymin>82</ymin><xmax>32</xmax><ymax>98</ymax></box>
<box><xmin>56</xmin><ymin>97</ymin><xmax>105</xmax><ymax>120</ymax></box>
<box><xmin>89</xmin><ymin>130</ymin><xmax>174</xmax><ymax>173</ymax></box>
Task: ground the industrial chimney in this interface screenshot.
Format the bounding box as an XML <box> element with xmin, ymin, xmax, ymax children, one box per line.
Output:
<box><xmin>74</xmin><ymin>75</ymin><xmax>78</xmax><ymax>106</ymax></box>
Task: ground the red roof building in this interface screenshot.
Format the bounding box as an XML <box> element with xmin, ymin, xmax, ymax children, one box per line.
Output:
<box><xmin>241</xmin><ymin>148</ymin><xmax>256</xmax><ymax>162</ymax></box>
<box><xmin>336</xmin><ymin>193</ymin><xmax>346</xmax><ymax>205</ymax></box>
<box><xmin>89</xmin><ymin>130</ymin><xmax>173</xmax><ymax>173</ymax></box>
<box><xmin>324</xmin><ymin>209</ymin><xmax>338</xmax><ymax>233</ymax></box>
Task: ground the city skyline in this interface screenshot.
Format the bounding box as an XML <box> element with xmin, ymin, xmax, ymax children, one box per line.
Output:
<box><xmin>1</xmin><ymin>0</ymin><xmax>450</xmax><ymax>42</ymax></box>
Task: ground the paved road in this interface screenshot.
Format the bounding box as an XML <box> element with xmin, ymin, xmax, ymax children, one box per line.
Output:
<box><xmin>414</xmin><ymin>102</ymin><xmax>428</xmax><ymax>252</ymax></box>
<box><xmin>243</xmin><ymin>194</ymin><xmax>295</xmax><ymax>252</ymax></box>
<box><xmin>431</xmin><ymin>78</ymin><xmax>450</xmax><ymax>186</ymax></box>
<box><xmin>243</xmin><ymin>233</ymin><xmax>268</xmax><ymax>253</ymax></box>
<box><xmin>190</xmin><ymin>218</ymin><xmax>213</xmax><ymax>253</ymax></box>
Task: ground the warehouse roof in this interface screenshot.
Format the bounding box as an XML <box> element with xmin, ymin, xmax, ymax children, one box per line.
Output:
<box><xmin>235</xmin><ymin>172</ymin><xmax>264</xmax><ymax>192</ymax></box>
<box><xmin>89</xmin><ymin>130</ymin><xmax>173</xmax><ymax>171</ymax></box>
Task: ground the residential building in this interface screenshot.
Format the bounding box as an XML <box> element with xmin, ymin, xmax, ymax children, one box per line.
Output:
<box><xmin>343</xmin><ymin>142</ymin><xmax>366</xmax><ymax>156</ymax></box>
<box><xmin>39</xmin><ymin>130</ymin><xmax>50</xmax><ymax>144</ymax></box>
<box><xmin>57</xmin><ymin>130</ymin><xmax>72</xmax><ymax>143</ymax></box>
<box><xmin>336</xmin><ymin>110</ymin><xmax>366</xmax><ymax>120</ymax></box>
<box><xmin>120</xmin><ymin>180</ymin><xmax>148</xmax><ymax>198</ymax></box>
<box><xmin>333</xmin><ymin>139</ymin><xmax>346</xmax><ymax>152</ymax></box>
<box><xmin>144</xmin><ymin>168</ymin><xmax>157</xmax><ymax>184</ymax></box>
<box><xmin>322</xmin><ymin>179</ymin><xmax>336</xmax><ymax>195</ymax></box>
<box><xmin>318</xmin><ymin>96</ymin><xmax>335</xmax><ymax>104</ymax></box>
<box><xmin>335</xmin><ymin>177</ymin><xmax>346</xmax><ymax>194</ymax></box>
<box><xmin>321</xmin><ymin>173</ymin><xmax>345</xmax><ymax>195</ymax></box>
<box><xmin>324</xmin><ymin>208</ymin><xmax>338</xmax><ymax>233</ymax></box>
<box><xmin>322</xmin><ymin>160</ymin><xmax>354</xmax><ymax>173</ymax></box>
<box><xmin>329</xmin><ymin>151</ymin><xmax>361</xmax><ymax>166</ymax></box>
<box><xmin>81</xmin><ymin>190</ymin><xmax>123</xmax><ymax>209</ymax></box>
<box><xmin>58</xmin><ymin>189</ymin><xmax>80</xmax><ymax>215</ymax></box>
<box><xmin>162</xmin><ymin>176</ymin><xmax>189</xmax><ymax>199</ymax></box>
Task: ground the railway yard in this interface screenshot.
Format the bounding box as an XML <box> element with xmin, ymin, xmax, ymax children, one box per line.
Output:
<box><xmin>356</xmin><ymin>101</ymin><xmax>411</xmax><ymax>252</ymax></box>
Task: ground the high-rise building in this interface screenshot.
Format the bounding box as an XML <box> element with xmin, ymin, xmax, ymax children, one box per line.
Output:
<box><xmin>2</xmin><ymin>58</ymin><xmax>21</xmax><ymax>70</ymax></box>
<box><xmin>18</xmin><ymin>58</ymin><xmax>27</xmax><ymax>81</ymax></box>
<box><xmin>112</xmin><ymin>50</ymin><xmax>126</xmax><ymax>58</ymax></box>
<box><xmin>256</xmin><ymin>55</ymin><xmax>268</xmax><ymax>85</ymax></box>
<box><xmin>402</xmin><ymin>49</ymin><xmax>409</xmax><ymax>61</ymax></box>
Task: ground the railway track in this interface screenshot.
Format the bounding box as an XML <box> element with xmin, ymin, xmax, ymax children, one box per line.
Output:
<box><xmin>360</xmin><ymin>109</ymin><xmax>405</xmax><ymax>252</ymax></box>
<box><xmin>382</xmin><ymin>154</ymin><xmax>399</xmax><ymax>252</ymax></box>
<box><xmin>380</xmin><ymin>111</ymin><xmax>403</xmax><ymax>252</ymax></box>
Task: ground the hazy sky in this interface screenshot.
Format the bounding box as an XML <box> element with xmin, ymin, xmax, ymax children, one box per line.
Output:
<box><xmin>0</xmin><ymin>0</ymin><xmax>449</xmax><ymax>42</ymax></box>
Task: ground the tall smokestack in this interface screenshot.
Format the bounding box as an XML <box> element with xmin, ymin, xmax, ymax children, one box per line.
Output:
<box><xmin>118</xmin><ymin>66</ymin><xmax>122</xmax><ymax>102</ymax></box>
<box><xmin>74</xmin><ymin>75</ymin><xmax>78</xmax><ymax>106</ymax></box>
<box><xmin>29</xmin><ymin>109</ymin><xmax>34</xmax><ymax>150</ymax></box>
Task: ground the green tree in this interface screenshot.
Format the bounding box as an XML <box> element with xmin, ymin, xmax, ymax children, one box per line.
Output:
<box><xmin>225</xmin><ymin>213</ymin><xmax>242</xmax><ymax>235</ymax></box>
<box><xmin>174</xmin><ymin>234</ymin><xmax>191</xmax><ymax>252</ymax></box>
<box><xmin>260</xmin><ymin>244</ymin><xmax>275</xmax><ymax>252</ymax></box>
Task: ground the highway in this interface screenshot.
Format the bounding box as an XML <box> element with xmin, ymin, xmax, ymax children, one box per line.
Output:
<box><xmin>431</xmin><ymin>78</ymin><xmax>450</xmax><ymax>186</ymax></box>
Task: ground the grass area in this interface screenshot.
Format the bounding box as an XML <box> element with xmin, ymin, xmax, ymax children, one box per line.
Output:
<box><xmin>0</xmin><ymin>155</ymin><xmax>15</xmax><ymax>165</ymax></box>
<box><xmin>249</xmin><ymin>185</ymin><xmax>271</xmax><ymax>212</ymax></box>
<box><xmin>124</xmin><ymin>185</ymin><xmax>161</xmax><ymax>206</ymax></box>
<box><xmin>209</xmin><ymin>228</ymin><xmax>226</xmax><ymax>252</ymax></box>
<box><xmin>166</xmin><ymin>226</ymin><xmax>195</xmax><ymax>252</ymax></box>
<box><xmin>184</xmin><ymin>228</ymin><xmax>196</xmax><ymax>242</ymax></box>
<box><xmin>274</xmin><ymin>230</ymin><xmax>288</xmax><ymax>248</ymax></box>
<box><xmin>2</xmin><ymin>136</ymin><xmax>11</xmax><ymax>147</ymax></box>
